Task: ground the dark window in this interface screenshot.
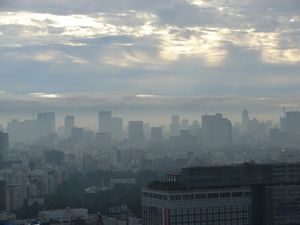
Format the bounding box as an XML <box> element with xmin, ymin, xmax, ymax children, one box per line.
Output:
<box><xmin>183</xmin><ymin>194</ymin><xmax>194</xmax><ymax>200</ymax></box>
<box><xmin>220</xmin><ymin>192</ymin><xmax>231</xmax><ymax>198</ymax></box>
<box><xmin>195</xmin><ymin>193</ymin><xmax>206</xmax><ymax>199</ymax></box>
<box><xmin>208</xmin><ymin>193</ymin><xmax>219</xmax><ymax>198</ymax></box>
<box><xmin>232</xmin><ymin>192</ymin><xmax>243</xmax><ymax>197</ymax></box>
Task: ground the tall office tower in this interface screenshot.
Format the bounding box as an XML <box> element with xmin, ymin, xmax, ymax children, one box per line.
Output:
<box><xmin>128</xmin><ymin>121</ymin><xmax>145</xmax><ymax>147</ymax></box>
<box><xmin>151</xmin><ymin>127</ymin><xmax>163</xmax><ymax>142</ymax></box>
<box><xmin>96</xmin><ymin>132</ymin><xmax>112</xmax><ymax>149</ymax></box>
<box><xmin>181</xmin><ymin>119</ymin><xmax>190</xmax><ymax>130</ymax></box>
<box><xmin>242</xmin><ymin>109</ymin><xmax>249</xmax><ymax>132</ymax></box>
<box><xmin>285</xmin><ymin>111</ymin><xmax>300</xmax><ymax>136</ymax></box>
<box><xmin>98</xmin><ymin>111</ymin><xmax>112</xmax><ymax>133</ymax></box>
<box><xmin>142</xmin><ymin>162</ymin><xmax>300</xmax><ymax>225</ymax></box>
<box><xmin>37</xmin><ymin>112</ymin><xmax>55</xmax><ymax>137</ymax></box>
<box><xmin>0</xmin><ymin>131</ymin><xmax>8</xmax><ymax>163</ymax></box>
<box><xmin>202</xmin><ymin>113</ymin><xmax>232</xmax><ymax>148</ymax></box>
<box><xmin>280</xmin><ymin>107</ymin><xmax>286</xmax><ymax>132</ymax></box>
<box><xmin>64</xmin><ymin>115</ymin><xmax>75</xmax><ymax>138</ymax></box>
<box><xmin>170</xmin><ymin>115</ymin><xmax>180</xmax><ymax>136</ymax></box>
<box><xmin>111</xmin><ymin>117</ymin><xmax>123</xmax><ymax>140</ymax></box>
<box><xmin>190</xmin><ymin>120</ymin><xmax>201</xmax><ymax>135</ymax></box>
<box><xmin>143</xmin><ymin>123</ymin><xmax>151</xmax><ymax>140</ymax></box>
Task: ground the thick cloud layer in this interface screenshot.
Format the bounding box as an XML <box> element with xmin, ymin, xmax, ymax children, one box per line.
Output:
<box><xmin>0</xmin><ymin>0</ymin><xmax>299</xmax><ymax>124</ymax></box>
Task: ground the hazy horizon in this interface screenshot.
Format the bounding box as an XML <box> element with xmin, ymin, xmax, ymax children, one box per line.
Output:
<box><xmin>0</xmin><ymin>0</ymin><xmax>299</xmax><ymax>126</ymax></box>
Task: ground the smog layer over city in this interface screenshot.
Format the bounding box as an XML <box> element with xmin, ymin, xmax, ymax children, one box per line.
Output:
<box><xmin>0</xmin><ymin>0</ymin><xmax>300</xmax><ymax>225</ymax></box>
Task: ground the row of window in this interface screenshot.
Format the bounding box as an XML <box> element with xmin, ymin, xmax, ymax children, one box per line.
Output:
<box><xmin>142</xmin><ymin>191</ymin><xmax>251</xmax><ymax>200</ymax></box>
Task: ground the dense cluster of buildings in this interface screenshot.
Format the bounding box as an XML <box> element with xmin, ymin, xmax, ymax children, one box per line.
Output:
<box><xmin>142</xmin><ymin>162</ymin><xmax>300</xmax><ymax>225</ymax></box>
<box><xmin>1</xmin><ymin>109</ymin><xmax>300</xmax><ymax>224</ymax></box>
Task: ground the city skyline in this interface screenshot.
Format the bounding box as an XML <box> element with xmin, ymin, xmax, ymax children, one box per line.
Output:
<box><xmin>0</xmin><ymin>0</ymin><xmax>299</xmax><ymax>123</ymax></box>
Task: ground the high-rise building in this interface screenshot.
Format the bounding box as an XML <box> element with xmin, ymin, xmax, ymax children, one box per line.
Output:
<box><xmin>128</xmin><ymin>121</ymin><xmax>145</xmax><ymax>147</ymax></box>
<box><xmin>0</xmin><ymin>131</ymin><xmax>8</xmax><ymax>163</ymax></box>
<box><xmin>142</xmin><ymin>162</ymin><xmax>300</xmax><ymax>225</ymax></box>
<box><xmin>37</xmin><ymin>112</ymin><xmax>55</xmax><ymax>137</ymax></box>
<box><xmin>111</xmin><ymin>117</ymin><xmax>123</xmax><ymax>140</ymax></box>
<box><xmin>7</xmin><ymin>119</ymin><xmax>38</xmax><ymax>143</ymax></box>
<box><xmin>181</xmin><ymin>119</ymin><xmax>190</xmax><ymax>130</ymax></box>
<box><xmin>170</xmin><ymin>115</ymin><xmax>180</xmax><ymax>136</ymax></box>
<box><xmin>285</xmin><ymin>111</ymin><xmax>300</xmax><ymax>136</ymax></box>
<box><xmin>242</xmin><ymin>109</ymin><xmax>249</xmax><ymax>132</ymax></box>
<box><xmin>98</xmin><ymin>111</ymin><xmax>123</xmax><ymax>140</ymax></box>
<box><xmin>201</xmin><ymin>113</ymin><xmax>232</xmax><ymax>148</ymax></box>
<box><xmin>143</xmin><ymin>123</ymin><xmax>151</xmax><ymax>140</ymax></box>
<box><xmin>64</xmin><ymin>115</ymin><xmax>75</xmax><ymax>138</ymax></box>
<box><xmin>98</xmin><ymin>111</ymin><xmax>112</xmax><ymax>133</ymax></box>
<box><xmin>151</xmin><ymin>127</ymin><xmax>163</xmax><ymax>142</ymax></box>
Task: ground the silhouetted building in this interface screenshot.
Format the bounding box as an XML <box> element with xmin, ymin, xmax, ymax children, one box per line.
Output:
<box><xmin>98</xmin><ymin>111</ymin><xmax>123</xmax><ymax>140</ymax></box>
<box><xmin>7</xmin><ymin>119</ymin><xmax>38</xmax><ymax>143</ymax></box>
<box><xmin>0</xmin><ymin>131</ymin><xmax>8</xmax><ymax>163</ymax></box>
<box><xmin>170</xmin><ymin>115</ymin><xmax>180</xmax><ymax>136</ymax></box>
<box><xmin>202</xmin><ymin>113</ymin><xmax>232</xmax><ymax>148</ymax></box>
<box><xmin>247</xmin><ymin>118</ymin><xmax>269</xmax><ymax>142</ymax></box>
<box><xmin>285</xmin><ymin>111</ymin><xmax>300</xmax><ymax>137</ymax></box>
<box><xmin>37</xmin><ymin>112</ymin><xmax>55</xmax><ymax>137</ymax></box>
<box><xmin>111</xmin><ymin>117</ymin><xmax>123</xmax><ymax>140</ymax></box>
<box><xmin>64</xmin><ymin>115</ymin><xmax>75</xmax><ymax>138</ymax></box>
<box><xmin>128</xmin><ymin>121</ymin><xmax>145</xmax><ymax>147</ymax></box>
<box><xmin>142</xmin><ymin>162</ymin><xmax>300</xmax><ymax>225</ymax></box>
<box><xmin>143</xmin><ymin>123</ymin><xmax>151</xmax><ymax>140</ymax></box>
<box><xmin>169</xmin><ymin>130</ymin><xmax>198</xmax><ymax>151</ymax></box>
<box><xmin>151</xmin><ymin>127</ymin><xmax>163</xmax><ymax>143</ymax></box>
<box><xmin>181</xmin><ymin>119</ymin><xmax>190</xmax><ymax>130</ymax></box>
<box><xmin>98</xmin><ymin>111</ymin><xmax>112</xmax><ymax>133</ymax></box>
<box><xmin>242</xmin><ymin>109</ymin><xmax>249</xmax><ymax>132</ymax></box>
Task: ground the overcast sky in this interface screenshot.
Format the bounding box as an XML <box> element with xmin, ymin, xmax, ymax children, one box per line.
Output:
<box><xmin>0</xmin><ymin>0</ymin><xmax>299</xmax><ymax>126</ymax></box>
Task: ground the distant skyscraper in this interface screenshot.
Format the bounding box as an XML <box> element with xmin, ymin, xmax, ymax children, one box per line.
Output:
<box><xmin>0</xmin><ymin>131</ymin><xmax>8</xmax><ymax>163</ymax></box>
<box><xmin>285</xmin><ymin>111</ymin><xmax>300</xmax><ymax>136</ymax></box>
<box><xmin>242</xmin><ymin>109</ymin><xmax>249</xmax><ymax>132</ymax></box>
<box><xmin>64</xmin><ymin>115</ymin><xmax>75</xmax><ymax>138</ymax></box>
<box><xmin>111</xmin><ymin>117</ymin><xmax>123</xmax><ymax>139</ymax></box>
<box><xmin>7</xmin><ymin>119</ymin><xmax>38</xmax><ymax>143</ymax></box>
<box><xmin>151</xmin><ymin>127</ymin><xmax>163</xmax><ymax>142</ymax></box>
<box><xmin>37</xmin><ymin>112</ymin><xmax>55</xmax><ymax>137</ymax></box>
<box><xmin>202</xmin><ymin>113</ymin><xmax>232</xmax><ymax>148</ymax></box>
<box><xmin>143</xmin><ymin>123</ymin><xmax>151</xmax><ymax>140</ymax></box>
<box><xmin>170</xmin><ymin>115</ymin><xmax>180</xmax><ymax>136</ymax></box>
<box><xmin>98</xmin><ymin>111</ymin><xmax>112</xmax><ymax>133</ymax></box>
<box><xmin>181</xmin><ymin>119</ymin><xmax>190</xmax><ymax>130</ymax></box>
<box><xmin>98</xmin><ymin>111</ymin><xmax>123</xmax><ymax>140</ymax></box>
<box><xmin>128</xmin><ymin>121</ymin><xmax>145</xmax><ymax>147</ymax></box>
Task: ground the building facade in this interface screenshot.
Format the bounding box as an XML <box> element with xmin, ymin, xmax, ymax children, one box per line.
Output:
<box><xmin>142</xmin><ymin>162</ymin><xmax>300</xmax><ymax>225</ymax></box>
